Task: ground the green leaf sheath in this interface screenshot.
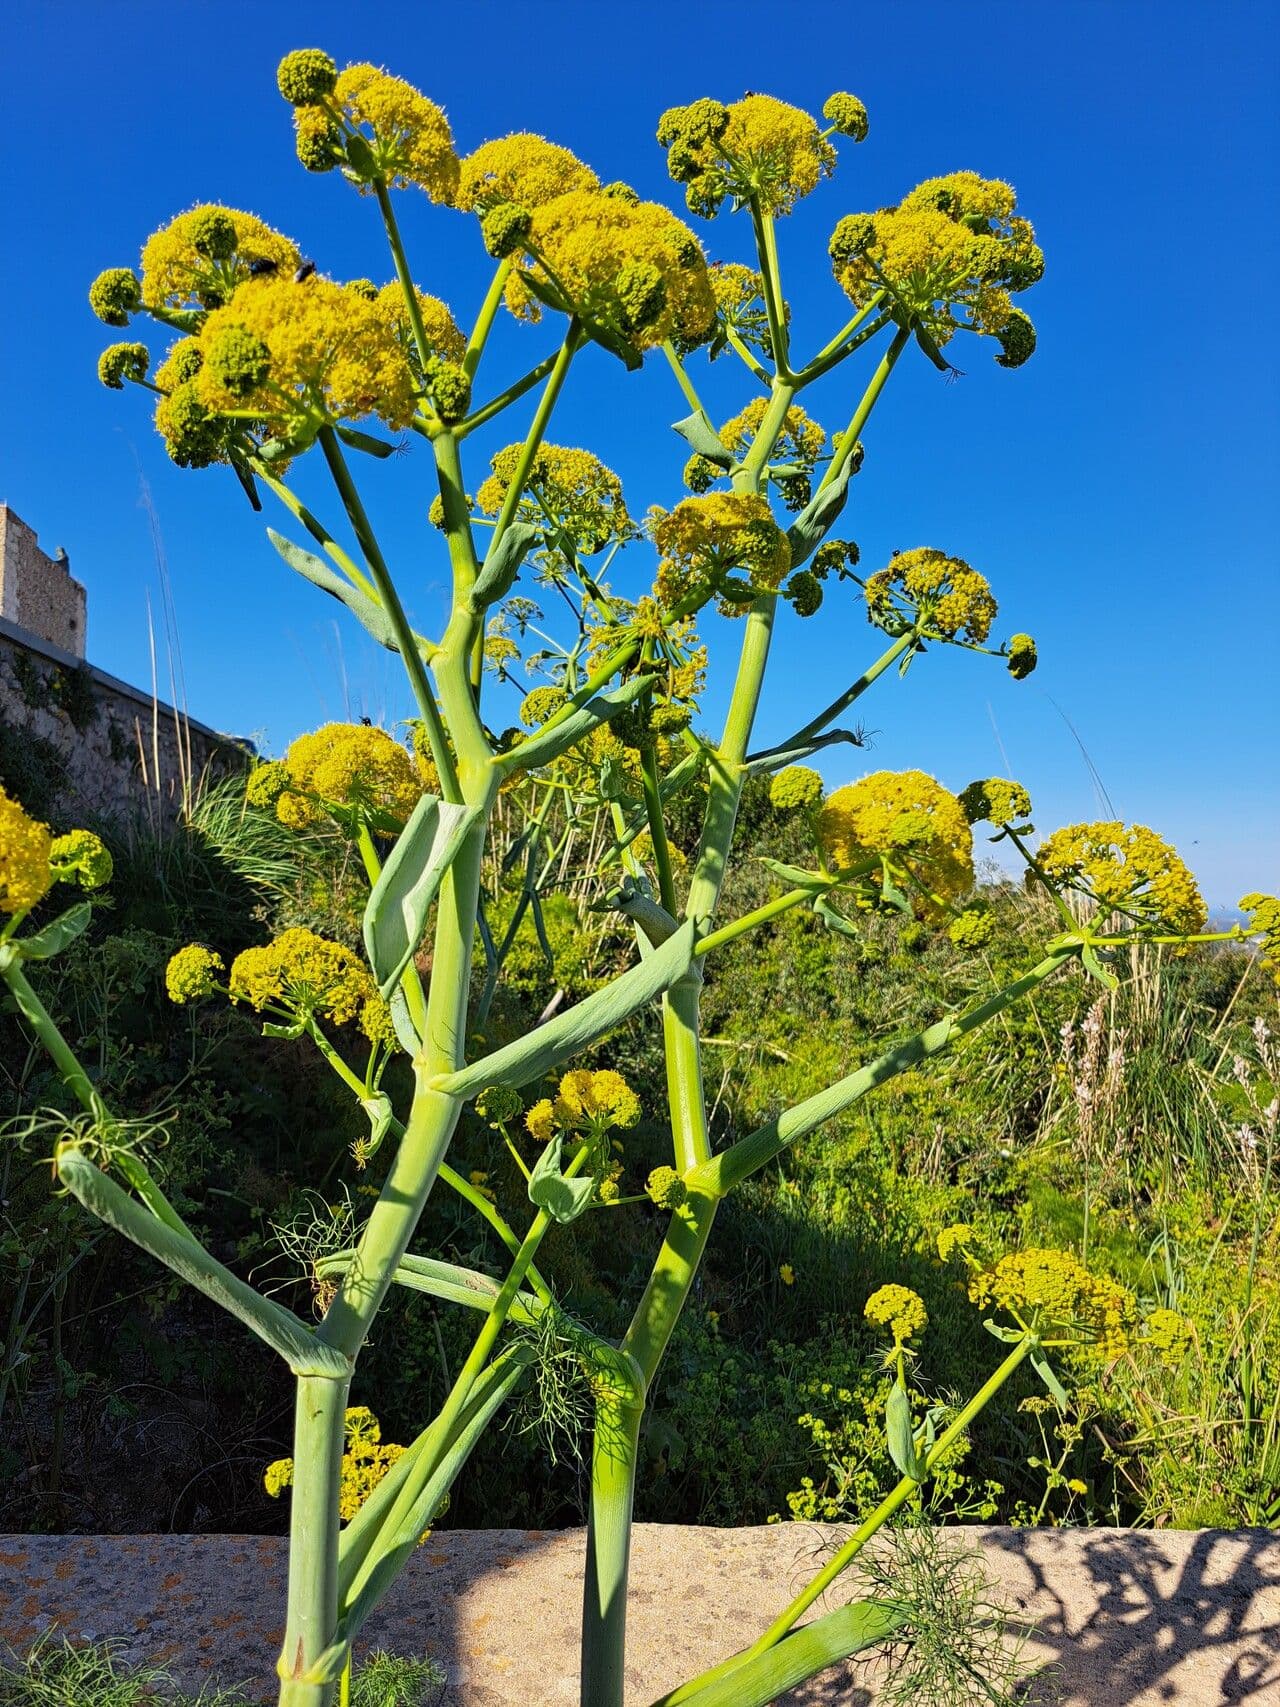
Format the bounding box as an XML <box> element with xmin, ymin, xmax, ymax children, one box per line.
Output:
<box><xmin>363</xmin><ymin>795</ymin><xmax>479</xmax><ymax>996</ymax></box>
<box><xmin>429</xmin><ymin>920</ymin><xmax>697</xmax><ymax>1098</ymax></box>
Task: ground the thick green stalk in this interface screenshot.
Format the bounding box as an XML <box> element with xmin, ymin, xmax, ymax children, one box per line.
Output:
<box><xmin>581</xmin><ymin>1380</ymin><xmax>645</xmax><ymax>1707</ymax></box>
<box><xmin>777</xmin><ymin>629</ymin><xmax>916</xmax><ymax>749</ymax></box>
<box><xmin>819</xmin><ymin>324</ymin><xmax>910</xmax><ymax>493</ymax></box>
<box><xmin>277</xmin><ymin>1375</ymin><xmax>351</xmax><ymax>1707</ymax></box>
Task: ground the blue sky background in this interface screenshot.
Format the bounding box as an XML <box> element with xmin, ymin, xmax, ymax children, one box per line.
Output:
<box><xmin>2</xmin><ymin>0</ymin><xmax>1276</xmax><ymax>907</ymax></box>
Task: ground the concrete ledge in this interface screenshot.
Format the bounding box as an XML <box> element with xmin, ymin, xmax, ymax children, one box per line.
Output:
<box><xmin>1</xmin><ymin>1526</ymin><xmax>1278</xmax><ymax>1704</ymax></box>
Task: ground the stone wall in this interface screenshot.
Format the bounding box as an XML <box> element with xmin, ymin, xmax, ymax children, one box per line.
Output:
<box><xmin>0</xmin><ymin>505</ymin><xmax>86</xmax><ymax>656</ymax></box>
<box><xmin>0</xmin><ymin>615</ymin><xmax>247</xmax><ymax>831</ymax></box>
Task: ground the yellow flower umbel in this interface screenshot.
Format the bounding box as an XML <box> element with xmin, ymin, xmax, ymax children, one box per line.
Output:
<box><xmin>525</xmin><ymin>1068</ymin><xmax>639</xmax><ymax>1202</ymax></box>
<box><xmin>960</xmin><ymin>778</ymin><xmax>1032</xmax><ymax>829</ymax></box>
<box><xmin>229</xmin><ymin>927</ymin><xmax>389</xmax><ymax>1043</ymax></box>
<box><xmin>1037</xmin><ymin>821</ymin><xmax>1207</xmax><ymax>936</ymax></box>
<box><xmin>650</xmin><ymin>493</ymin><xmax>790</xmax><ymax>614</ymax></box>
<box><xmin>165</xmin><ymin>945</ymin><xmax>226</xmax><ymax>1005</ymax></box>
<box><xmin>456</xmin><ymin>133</ymin><xmax>599</xmax><ymax>211</ymax></box>
<box><xmin>476</xmin><ymin>443</ymin><xmax>632</xmax><ymax>555</ymax></box>
<box><xmin>830</xmin><ymin>171</ymin><xmax>1042</xmax><ymax>367</ymax></box>
<box><xmin>816</xmin><ymin>770</ymin><xmax>974</xmax><ymax>907</ymax></box>
<box><xmin>194</xmin><ymin>275</ymin><xmax>438</xmax><ymax>437</ymax></box>
<box><xmin>657</xmin><ymin>95</ymin><xmax>839</xmax><ymax>217</ymax></box>
<box><xmin>505</xmin><ymin>190</ymin><xmax>715</xmax><ymax>353</ymax></box>
<box><xmin>267</xmin><ymin>723</ymin><xmax>423</xmax><ymax>831</ymax></box>
<box><xmin>968</xmin><ymin>1248</ymin><xmax>1138</xmax><ymax>1360</ymax></box>
<box><xmin>769</xmin><ymin>766</ymin><xmax>824</xmax><ymax>812</ymax></box>
<box><xmin>49</xmin><ymin>830</ymin><xmax>113</xmax><ymax>891</ymax></box>
<box><xmin>291</xmin><ymin>63</ymin><xmax>460</xmax><ymax>202</ymax></box>
<box><xmin>1239</xmin><ymin>894</ymin><xmax>1280</xmax><ymax>983</ymax></box>
<box><xmin>864</xmin><ymin>547</ymin><xmax>999</xmax><ymax>645</ymax></box>
<box><xmin>0</xmin><ymin>786</ymin><xmax>52</xmax><ymax>916</ymax></box>
<box><xmin>864</xmin><ymin>1283</ymin><xmax>928</xmax><ymax>1345</ymax></box>
<box><xmin>265</xmin><ymin>1406</ymin><xmax>407</xmax><ymax>1523</ymax></box>
<box><xmin>139</xmin><ymin>205</ymin><xmax>301</xmax><ymax>313</ymax></box>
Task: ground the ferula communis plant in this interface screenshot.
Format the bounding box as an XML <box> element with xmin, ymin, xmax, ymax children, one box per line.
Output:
<box><xmin>5</xmin><ymin>47</ymin><xmax>1276</xmax><ymax>1707</ymax></box>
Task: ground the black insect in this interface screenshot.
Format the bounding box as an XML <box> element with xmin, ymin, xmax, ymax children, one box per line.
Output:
<box><xmin>247</xmin><ymin>258</ymin><xmax>278</xmax><ymax>278</ymax></box>
<box><xmin>294</xmin><ymin>259</ymin><xmax>317</xmax><ymax>283</ymax></box>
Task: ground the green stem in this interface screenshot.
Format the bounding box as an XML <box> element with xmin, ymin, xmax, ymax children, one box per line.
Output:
<box><xmin>694</xmin><ymin>886</ymin><xmax>819</xmax><ymax>957</ymax></box>
<box><xmin>462</xmin><ymin>260</ymin><xmax>513</xmax><ymax>382</ymax></box>
<box><xmin>457</xmin><ymin>351</ymin><xmax>559</xmax><ymax>438</ymax></box>
<box><xmin>662</xmin><ymin>1335</ymin><xmax>1037</xmax><ymax>1705</ymax></box>
<box><xmin>818</xmin><ymin>325</ymin><xmax>910</xmax><ymax>492</ymax></box>
<box><xmin>750</xmin><ymin>201</ymin><xmax>791</xmax><ymax>378</ymax></box>
<box><xmin>780</xmin><ymin>630</ymin><xmax>916</xmax><ymax>748</ymax></box>
<box><xmin>581</xmin><ymin>1380</ymin><xmax>645</xmax><ymax>1707</ymax></box>
<box><xmin>640</xmin><ymin>739</ymin><xmax>679</xmax><ymax>916</ymax></box>
<box><xmin>373</xmin><ymin>180</ymin><xmax>442</xmax><ymax>385</ymax></box>
<box><xmin>661</xmin><ymin>340</ymin><xmax>717</xmax><ymax>424</ymax></box>
<box><xmin>317</xmin><ymin>427</ymin><xmax>457</xmax><ymax>800</ymax></box>
<box><xmin>277</xmin><ymin>1375</ymin><xmax>350</xmax><ymax>1707</ymax></box>
<box><xmin>485</xmin><ymin>324</ymin><xmax>582</xmax><ymax>568</ymax></box>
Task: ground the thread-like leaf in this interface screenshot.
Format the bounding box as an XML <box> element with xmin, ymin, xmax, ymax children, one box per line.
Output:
<box><xmin>363</xmin><ymin>795</ymin><xmax>479</xmax><ymax>997</ymax></box>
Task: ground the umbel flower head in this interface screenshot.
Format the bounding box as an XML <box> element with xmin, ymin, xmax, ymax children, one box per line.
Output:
<box><xmin>192</xmin><ymin>275</ymin><xmax>459</xmax><ymax>437</ymax></box>
<box><xmin>97</xmin><ymin>343</ymin><xmax>150</xmax><ymax>391</ymax></box>
<box><xmin>657</xmin><ymin>94</ymin><xmax>840</xmax><ymax>218</ymax></box>
<box><xmin>960</xmin><ymin>778</ymin><xmax>1032</xmax><ymax>828</ymax></box>
<box><xmin>864</xmin><ymin>1283</ymin><xmax>928</xmax><ymax>1344</ymax></box>
<box><xmin>0</xmin><ymin>785</ymin><xmax>52</xmax><ymax>915</ymax></box>
<box><xmin>830</xmin><ymin>170</ymin><xmax>1042</xmax><ymax>366</ymax></box>
<box><xmin>49</xmin><ymin>830</ymin><xmax>113</xmax><ymax>890</ymax></box>
<box><xmin>252</xmin><ymin>723</ymin><xmax>424</xmax><ymax>831</ymax></box>
<box><xmin>291</xmin><ymin>62</ymin><xmax>460</xmax><ymax>202</ymax></box>
<box><xmin>229</xmin><ymin>926</ymin><xmax>391</xmax><ymax>1043</ymax></box>
<box><xmin>1239</xmin><ymin>894</ymin><xmax>1280</xmax><ymax>984</ymax></box>
<box><xmin>476</xmin><ymin>443</ymin><xmax>632</xmax><ymax>555</ymax></box>
<box><xmin>649</xmin><ymin>493</ymin><xmax>790</xmax><ymax>613</ymax></box>
<box><xmin>525</xmin><ymin>1069</ymin><xmax>641</xmax><ymax>1145</ymax></box>
<box><xmin>165</xmin><ymin>944</ymin><xmax>226</xmax><ymax>1005</ymax></box>
<box><xmin>720</xmin><ymin>397</ymin><xmax>826</xmax><ymax>510</ymax></box>
<box><xmin>456</xmin><ymin>133</ymin><xmax>599</xmax><ymax>211</ymax></box>
<box><xmin>816</xmin><ymin>770</ymin><xmax>974</xmax><ymax>907</ymax></box>
<box><xmin>1037</xmin><ymin>821</ymin><xmax>1206</xmax><ymax>936</ymax></box>
<box><xmin>504</xmin><ymin>190</ymin><xmax>715</xmax><ymax>354</ymax></box>
<box><xmin>968</xmin><ymin>1247</ymin><xmax>1138</xmax><ymax>1360</ymax></box>
<box><xmin>769</xmin><ymin>765</ymin><xmax>824</xmax><ymax>812</ymax></box>
<box><xmin>139</xmin><ymin>205</ymin><xmax>301</xmax><ymax>313</ymax></box>
<box><xmin>864</xmin><ymin>548</ymin><xmax>998</xmax><ymax>645</ymax></box>
<box><xmin>266</xmin><ymin>1406</ymin><xmax>406</xmax><ymax>1522</ymax></box>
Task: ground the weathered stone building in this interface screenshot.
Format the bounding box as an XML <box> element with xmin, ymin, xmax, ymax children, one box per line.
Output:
<box><xmin>0</xmin><ymin>504</ymin><xmax>246</xmax><ymax>828</ymax></box>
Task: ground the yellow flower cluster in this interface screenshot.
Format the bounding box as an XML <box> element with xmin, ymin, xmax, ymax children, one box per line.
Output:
<box><xmin>1239</xmin><ymin>894</ymin><xmax>1280</xmax><ymax>984</ymax></box>
<box><xmin>293</xmin><ymin>63</ymin><xmax>460</xmax><ymax>202</ymax></box>
<box><xmin>658</xmin><ymin>95</ymin><xmax>836</xmax><ymax>217</ymax></box>
<box><xmin>1142</xmin><ymin>1307</ymin><xmax>1195</xmax><ymax>1368</ymax></box>
<box><xmin>948</xmin><ymin>907</ymin><xmax>997</xmax><ymax>950</ymax></box>
<box><xmin>1037</xmin><ymin>821</ymin><xmax>1206</xmax><ymax>935</ymax></box>
<box><xmin>505</xmin><ymin>190</ymin><xmax>715</xmax><ymax>351</ymax></box>
<box><xmin>194</xmin><ymin>276</ymin><xmax>449</xmax><ymax>434</ymax></box>
<box><xmin>456</xmin><ymin>133</ymin><xmax>598</xmax><ymax>210</ymax></box>
<box><xmin>649</xmin><ymin>493</ymin><xmax>790</xmax><ymax>613</ymax></box>
<box><xmin>816</xmin><ymin>771</ymin><xmax>974</xmax><ymax>904</ymax></box>
<box><xmin>48</xmin><ymin>829</ymin><xmax>113</xmax><ymax>891</ymax></box>
<box><xmin>830</xmin><ymin>172</ymin><xmax>1042</xmax><ymax>364</ymax></box>
<box><xmin>476</xmin><ymin>443</ymin><xmax>632</xmax><ymax>555</ymax></box>
<box><xmin>936</xmin><ymin>1223</ymin><xmax>977</xmax><ymax>1263</ymax></box>
<box><xmin>165</xmin><ymin>944</ymin><xmax>226</xmax><ymax>1005</ymax></box>
<box><xmin>264</xmin><ymin>1406</ymin><xmax>407</xmax><ymax>1522</ymax></box>
<box><xmin>863</xmin><ymin>1283</ymin><xmax>929</xmax><ymax>1343</ymax></box>
<box><xmin>769</xmin><ymin>766</ymin><xmax>824</xmax><ymax>811</ymax></box>
<box><xmin>864</xmin><ymin>548</ymin><xmax>998</xmax><ymax>644</ymax></box>
<box><xmin>139</xmin><ymin>205</ymin><xmax>301</xmax><ymax>311</ymax></box>
<box><xmin>253</xmin><ymin>724</ymin><xmax>423</xmax><ymax>830</ymax></box>
<box><xmin>645</xmin><ymin>1164</ymin><xmax>688</xmax><ymax>1210</ymax></box>
<box><xmin>372</xmin><ymin>281</ymin><xmax>466</xmax><ymax>369</ymax></box>
<box><xmin>525</xmin><ymin>1068</ymin><xmax>641</xmax><ymax>1143</ymax></box>
<box><xmin>719</xmin><ymin>396</ymin><xmax>825</xmax><ymax>465</ymax></box>
<box><xmin>229</xmin><ymin>927</ymin><xmax>391</xmax><ymax>1043</ymax></box>
<box><xmin>960</xmin><ymin>778</ymin><xmax>1032</xmax><ymax>828</ymax></box>
<box><xmin>968</xmin><ymin>1247</ymin><xmax>1138</xmax><ymax>1358</ymax></box>
<box><xmin>0</xmin><ymin>786</ymin><xmax>52</xmax><ymax>915</ymax></box>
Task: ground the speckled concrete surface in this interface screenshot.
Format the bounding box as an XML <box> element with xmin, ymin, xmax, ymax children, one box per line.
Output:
<box><xmin>1</xmin><ymin>1526</ymin><xmax>1277</xmax><ymax>1704</ymax></box>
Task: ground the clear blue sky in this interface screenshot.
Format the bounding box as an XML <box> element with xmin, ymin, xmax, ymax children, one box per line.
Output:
<box><xmin>2</xmin><ymin>0</ymin><xmax>1277</xmax><ymax>907</ymax></box>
